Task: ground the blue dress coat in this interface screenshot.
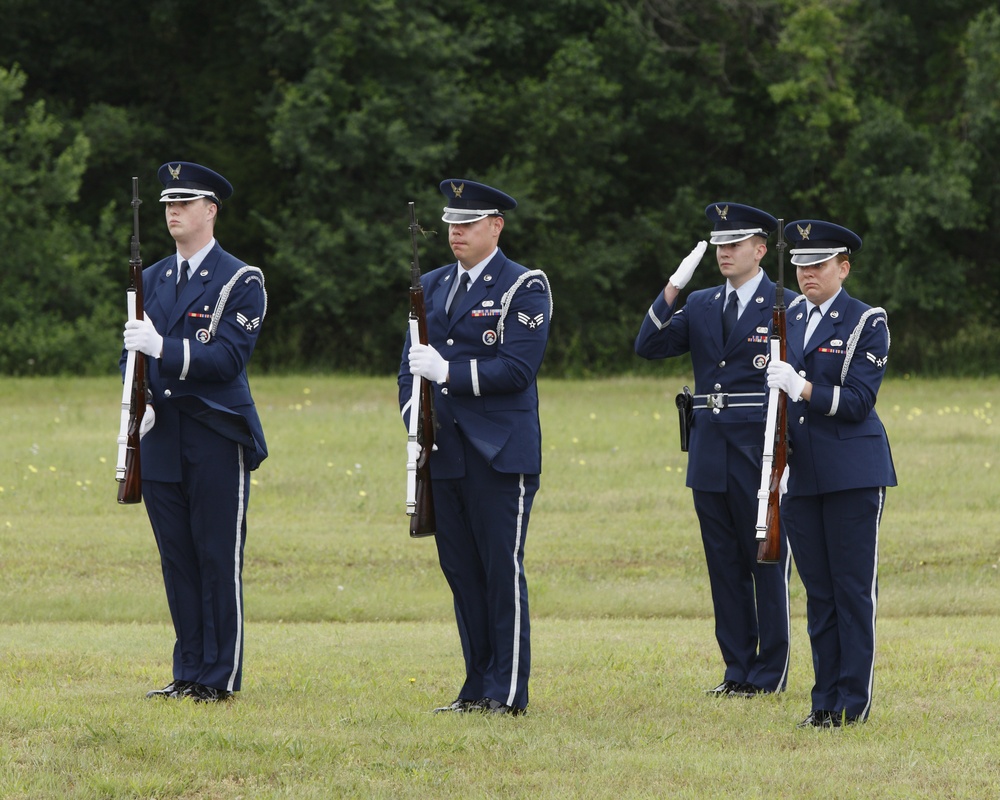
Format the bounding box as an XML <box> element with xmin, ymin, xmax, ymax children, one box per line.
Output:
<box><xmin>398</xmin><ymin>249</ymin><xmax>550</xmax><ymax>478</ymax></box>
<box><xmin>781</xmin><ymin>290</ymin><xmax>896</xmax><ymax>495</ymax></box>
<box><xmin>635</xmin><ymin>275</ymin><xmax>794</xmax><ymax>492</ymax></box>
<box><xmin>136</xmin><ymin>242</ymin><xmax>267</xmax><ymax>476</ymax></box>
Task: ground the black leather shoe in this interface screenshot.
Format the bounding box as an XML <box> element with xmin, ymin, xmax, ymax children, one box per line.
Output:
<box><xmin>477</xmin><ymin>698</ymin><xmax>526</xmax><ymax>716</ymax></box>
<box><xmin>433</xmin><ymin>699</ymin><xmax>477</xmax><ymax>713</ymax></box>
<box><xmin>145</xmin><ymin>680</ymin><xmax>192</xmax><ymax>699</ymax></box>
<box><xmin>797</xmin><ymin>710</ymin><xmax>837</xmax><ymax>729</ymax></box>
<box><xmin>731</xmin><ymin>683</ymin><xmax>772</xmax><ymax>697</ymax></box>
<box><xmin>181</xmin><ymin>683</ymin><xmax>233</xmax><ymax>703</ymax></box>
<box><xmin>705</xmin><ymin>679</ymin><xmax>744</xmax><ymax>696</ymax></box>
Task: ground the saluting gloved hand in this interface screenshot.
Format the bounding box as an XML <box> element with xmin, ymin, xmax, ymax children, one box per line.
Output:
<box><xmin>767</xmin><ymin>358</ymin><xmax>806</xmax><ymax>403</ymax></box>
<box><xmin>124</xmin><ymin>317</ymin><xmax>164</xmax><ymax>359</ymax></box>
<box><xmin>139</xmin><ymin>405</ymin><xmax>156</xmax><ymax>439</ymax></box>
<box><xmin>668</xmin><ymin>240</ymin><xmax>708</xmax><ymax>290</ymax></box>
<box><xmin>409</xmin><ymin>343</ymin><xmax>449</xmax><ymax>384</ymax></box>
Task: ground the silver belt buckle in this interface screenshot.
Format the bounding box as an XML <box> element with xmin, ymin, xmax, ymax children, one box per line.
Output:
<box><xmin>706</xmin><ymin>393</ymin><xmax>727</xmax><ymax>410</ymax></box>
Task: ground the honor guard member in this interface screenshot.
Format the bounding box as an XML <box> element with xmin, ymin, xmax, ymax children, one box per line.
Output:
<box><xmin>635</xmin><ymin>203</ymin><xmax>793</xmax><ymax>698</ymax></box>
<box><xmin>765</xmin><ymin>220</ymin><xmax>896</xmax><ymax>728</ymax></box>
<box><xmin>122</xmin><ymin>161</ymin><xmax>267</xmax><ymax>703</ymax></box>
<box><xmin>398</xmin><ymin>179</ymin><xmax>552</xmax><ymax>716</ymax></box>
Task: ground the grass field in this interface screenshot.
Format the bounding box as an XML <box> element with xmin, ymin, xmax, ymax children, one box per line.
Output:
<box><xmin>1</xmin><ymin>374</ymin><xmax>997</xmax><ymax>799</ymax></box>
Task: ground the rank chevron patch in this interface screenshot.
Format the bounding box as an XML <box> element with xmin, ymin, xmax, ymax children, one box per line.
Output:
<box><xmin>517</xmin><ymin>311</ymin><xmax>545</xmax><ymax>330</ymax></box>
<box><xmin>236</xmin><ymin>311</ymin><xmax>261</xmax><ymax>332</ymax></box>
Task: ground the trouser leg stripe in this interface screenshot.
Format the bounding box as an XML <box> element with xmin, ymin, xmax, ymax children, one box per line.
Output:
<box><xmin>860</xmin><ymin>487</ymin><xmax>883</xmax><ymax>719</ymax></box>
<box><xmin>505</xmin><ymin>474</ymin><xmax>526</xmax><ymax>707</ymax></box>
<box><xmin>226</xmin><ymin>444</ymin><xmax>246</xmax><ymax>693</ymax></box>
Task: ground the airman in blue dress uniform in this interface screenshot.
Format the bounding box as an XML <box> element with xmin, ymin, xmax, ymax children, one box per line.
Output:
<box><xmin>398</xmin><ymin>179</ymin><xmax>552</xmax><ymax>715</ymax></box>
<box><xmin>766</xmin><ymin>220</ymin><xmax>896</xmax><ymax>728</ymax></box>
<box><xmin>635</xmin><ymin>203</ymin><xmax>793</xmax><ymax>697</ymax></box>
<box><xmin>122</xmin><ymin>161</ymin><xmax>267</xmax><ymax>703</ymax></box>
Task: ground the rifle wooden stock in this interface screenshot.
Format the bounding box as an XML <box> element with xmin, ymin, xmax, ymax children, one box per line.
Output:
<box><xmin>755</xmin><ymin>220</ymin><xmax>787</xmax><ymax>564</ymax></box>
<box><xmin>116</xmin><ymin>177</ymin><xmax>146</xmax><ymax>505</ymax></box>
<box><xmin>406</xmin><ymin>202</ymin><xmax>436</xmax><ymax>537</ymax></box>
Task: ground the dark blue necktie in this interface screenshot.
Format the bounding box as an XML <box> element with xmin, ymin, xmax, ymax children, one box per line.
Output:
<box><xmin>722</xmin><ymin>291</ymin><xmax>738</xmax><ymax>342</ymax></box>
<box><xmin>449</xmin><ymin>271</ymin><xmax>470</xmax><ymax>318</ymax></box>
<box><xmin>803</xmin><ymin>306</ymin><xmax>822</xmax><ymax>348</ymax></box>
<box><xmin>176</xmin><ymin>260</ymin><xmax>190</xmax><ymax>300</ymax></box>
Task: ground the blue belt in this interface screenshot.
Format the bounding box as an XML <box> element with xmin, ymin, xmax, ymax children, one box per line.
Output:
<box><xmin>691</xmin><ymin>392</ymin><xmax>766</xmax><ymax>410</ymax></box>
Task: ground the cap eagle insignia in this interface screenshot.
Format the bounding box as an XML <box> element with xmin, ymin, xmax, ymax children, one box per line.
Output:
<box><xmin>450</xmin><ymin>181</ymin><xmax>465</xmax><ymax>198</ymax></box>
<box><xmin>168</xmin><ymin>164</ymin><xmax>182</xmax><ymax>180</ymax></box>
<box><xmin>797</xmin><ymin>223</ymin><xmax>812</xmax><ymax>240</ymax></box>
<box><xmin>716</xmin><ymin>204</ymin><xmax>729</xmax><ymax>220</ymax></box>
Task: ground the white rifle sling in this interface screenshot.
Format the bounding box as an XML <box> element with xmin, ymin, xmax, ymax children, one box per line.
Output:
<box><xmin>405</xmin><ymin>316</ymin><xmax>422</xmax><ymax>516</ymax></box>
<box><xmin>755</xmin><ymin>336</ymin><xmax>783</xmax><ymax>539</ymax></box>
<box><xmin>116</xmin><ymin>289</ymin><xmax>139</xmax><ymax>480</ymax></box>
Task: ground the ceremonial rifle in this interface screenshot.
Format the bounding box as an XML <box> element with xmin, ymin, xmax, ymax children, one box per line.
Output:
<box><xmin>115</xmin><ymin>177</ymin><xmax>147</xmax><ymax>504</ymax></box>
<box><xmin>405</xmin><ymin>201</ymin><xmax>436</xmax><ymax>537</ymax></box>
<box><xmin>755</xmin><ymin>219</ymin><xmax>787</xmax><ymax>563</ymax></box>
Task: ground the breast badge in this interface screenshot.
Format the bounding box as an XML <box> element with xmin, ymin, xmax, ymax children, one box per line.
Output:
<box><xmin>196</xmin><ymin>328</ymin><xmax>211</xmax><ymax>343</ymax></box>
<box><xmin>482</xmin><ymin>329</ymin><xmax>498</xmax><ymax>346</ymax></box>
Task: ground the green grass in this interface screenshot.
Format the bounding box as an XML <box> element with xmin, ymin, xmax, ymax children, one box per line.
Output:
<box><xmin>1</xmin><ymin>375</ymin><xmax>998</xmax><ymax>798</ymax></box>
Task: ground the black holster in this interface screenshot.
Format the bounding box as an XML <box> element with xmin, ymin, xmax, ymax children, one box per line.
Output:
<box><xmin>675</xmin><ymin>385</ymin><xmax>693</xmax><ymax>452</ymax></box>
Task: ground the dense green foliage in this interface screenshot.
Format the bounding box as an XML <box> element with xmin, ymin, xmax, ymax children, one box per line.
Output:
<box><xmin>1</xmin><ymin>0</ymin><xmax>997</xmax><ymax>375</ymax></box>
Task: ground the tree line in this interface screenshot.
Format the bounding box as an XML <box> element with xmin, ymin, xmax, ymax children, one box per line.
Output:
<box><xmin>1</xmin><ymin>0</ymin><xmax>997</xmax><ymax>376</ymax></box>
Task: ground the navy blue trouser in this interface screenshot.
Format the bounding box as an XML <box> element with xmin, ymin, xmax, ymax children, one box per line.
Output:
<box><xmin>692</xmin><ymin>443</ymin><xmax>792</xmax><ymax>692</ymax></box>
<box><xmin>783</xmin><ymin>487</ymin><xmax>884</xmax><ymax>720</ymax></box>
<box><xmin>432</xmin><ymin>438</ymin><xmax>538</xmax><ymax>710</ymax></box>
<box><xmin>142</xmin><ymin>416</ymin><xmax>250</xmax><ymax>692</ymax></box>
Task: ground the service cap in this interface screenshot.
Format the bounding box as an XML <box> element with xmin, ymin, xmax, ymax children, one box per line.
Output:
<box><xmin>440</xmin><ymin>179</ymin><xmax>516</xmax><ymax>224</ymax></box>
<box><xmin>784</xmin><ymin>220</ymin><xmax>862</xmax><ymax>267</ymax></box>
<box><xmin>705</xmin><ymin>202</ymin><xmax>778</xmax><ymax>245</ymax></box>
<box><xmin>158</xmin><ymin>161</ymin><xmax>233</xmax><ymax>206</ymax></box>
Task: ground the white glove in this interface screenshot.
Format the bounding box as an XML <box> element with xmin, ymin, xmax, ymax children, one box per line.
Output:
<box><xmin>139</xmin><ymin>405</ymin><xmax>156</xmax><ymax>439</ymax></box>
<box><xmin>780</xmin><ymin>464</ymin><xmax>789</xmax><ymax>497</ymax></box>
<box><xmin>124</xmin><ymin>317</ymin><xmax>164</xmax><ymax>358</ymax></box>
<box><xmin>409</xmin><ymin>343</ymin><xmax>449</xmax><ymax>384</ymax></box>
<box><xmin>668</xmin><ymin>240</ymin><xmax>708</xmax><ymax>290</ymax></box>
<box><xmin>767</xmin><ymin>359</ymin><xmax>806</xmax><ymax>403</ymax></box>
